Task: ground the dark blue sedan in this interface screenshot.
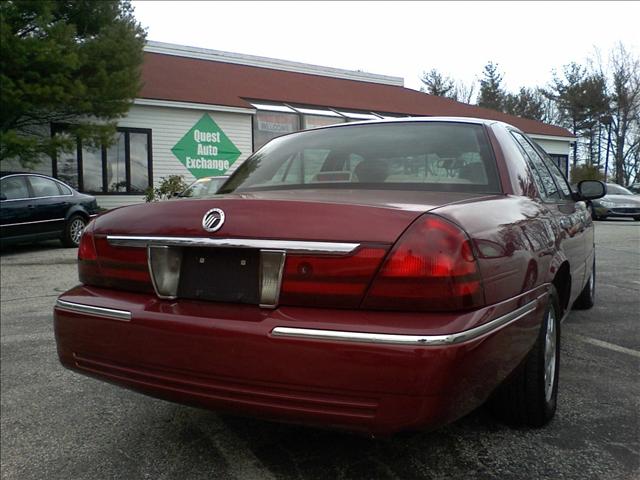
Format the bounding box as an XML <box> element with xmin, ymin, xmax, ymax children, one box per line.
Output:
<box><xmin>1</xmin><ymin>172</ymin><xmax>100</xmax><ymax>247</ymax></box>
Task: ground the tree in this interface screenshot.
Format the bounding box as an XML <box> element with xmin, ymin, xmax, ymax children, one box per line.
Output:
<box><xmin>477</xmin><ymin>62</ymin><xmax>506</xmax><ymax>111</ymax></box>
<box><xmin>145</xmin><ymin>175</ymin><xmax>189</xmax><ymax>202</ymax></box>
<box><xmin>450</xmin><ymin>80</ymin><xmax>476</xmax><ymax>104</ymax></box>
<box><xmin>503</xmin><ymin>87</ymin><xmax>548</xmax><ymax>122</ymax></box>
<box><xmin>0</xmin><ymin>0</ymin><xmax>146</xmax><ymax>167</ymax></box>
<box><xmin>606</xmin><ymin>44</ymin><xmax>640</xmax><ymax>185</ymax></box>
<box><xmin>546</xmin><ymin>63</ymin><xmax>609</xmax><ymax>167</ymax></box>
<box><xmin>420</xmin><ymin>68</ymin><xmax>455</xmax><ymax>97</ymax></box>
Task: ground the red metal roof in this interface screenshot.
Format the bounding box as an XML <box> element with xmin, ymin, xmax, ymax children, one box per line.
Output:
<box><xmin>140</xmin><ymin>52</ymin><xmax>573</xmax><ymax>138</ymax></box>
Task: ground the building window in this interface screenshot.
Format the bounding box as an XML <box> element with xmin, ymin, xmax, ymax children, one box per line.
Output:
<box><xmin>253</xmin><ymin>111</ymin><xmax>300</xmax><ymax>151</ymax></box>
<box><xmin>250</xmin><ymin>101</ymin><xmax>390</xmax><ymax>151</ymax></box>
<box><xmin>53</xmin><ymin>127</ymin><xmax>152</xmax><ymax>194</ymax></box>
<box><xmin>302</xmin><ymin>114</ymin><xmax>345</xmax><ymax>130</ymax></box>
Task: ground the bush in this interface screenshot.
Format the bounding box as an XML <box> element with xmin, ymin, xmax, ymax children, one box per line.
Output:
<box><xmin>145</xmin><ymin>175</ymin><xmax>189</xmax><ymax>202</ymax></box>
<box><xmin>570</xmin><ymin>164</ymin><xmax>604</xmax><ymax>183</ymax></box>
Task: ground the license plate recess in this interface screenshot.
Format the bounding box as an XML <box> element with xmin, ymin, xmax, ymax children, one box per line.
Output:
<box><xmin>178</xmin><ymin>248</ymin><xmax>260</xmax><ymax>304</ymax></box>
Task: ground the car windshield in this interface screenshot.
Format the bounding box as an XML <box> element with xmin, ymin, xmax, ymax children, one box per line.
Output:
<box><xmin>220</xmin><ymin>122</ymin><xmax>501</xmax><ymax>194</ymax></box>
<box><xmin>182</xmin><ymin>177</ymin><xmax>226</xmax><ymax>198</ymax></box>
<box><xmin>607</xmin><ymin>184</ymin><xmax>633</xmax><ymax>195</ymax></box>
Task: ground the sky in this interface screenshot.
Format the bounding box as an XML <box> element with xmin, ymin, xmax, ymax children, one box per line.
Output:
<box><xmin>131</xmin><ymin>1</ymin><xmax>639</xmax><ymax>93</ymax></box>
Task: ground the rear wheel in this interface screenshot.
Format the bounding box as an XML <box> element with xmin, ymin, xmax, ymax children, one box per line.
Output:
<box><xmin>488</xmin><ymin>287</ymin><xmax>560</xmax><ymax>427</ymax></box>
<box><xmin>61</xmin><ymin>214</ymin><xmax>87</xmax><ymax>247</ymax></box>
<box><xmin>574</xmin><ymin>257</ymin><xmax>595</xmax><ymax>310</ymax></box>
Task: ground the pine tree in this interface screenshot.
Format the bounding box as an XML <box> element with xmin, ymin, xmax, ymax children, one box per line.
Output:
<box><xmin>477</xmin><ymin>62</ymin><xmax>506</xmax><ymax>111</ymax></box>
<box><xmin>420</xmin><ymin>69</ymin><xmax>455</xmax><ymax>97</ymax></box>
<box><xmin>0</xmin><ymin>0</ymin><xmax>147</xmax><ymax>166</ymax></box>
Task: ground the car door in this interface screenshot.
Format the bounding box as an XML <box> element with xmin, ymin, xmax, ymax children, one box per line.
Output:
<box><xmin>511</xmin><ymin>132</ymin><xmax>588</xmax><ymax>301</ymax></box>
<box><xmin>1</xmin><ymin>175</ymin><xmax>36</xmax><ymax>241</ymax></box>
<box><xmin>24</xmin><ymin>175</ymin><xmax>69</xmax><ymax>236</ymax></box>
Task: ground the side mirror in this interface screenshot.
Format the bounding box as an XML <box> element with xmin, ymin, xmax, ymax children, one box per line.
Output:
<box><xmin>577</xmin><ymin>180</ymin><xmax>606</xmax><ymax>200</ymax></box>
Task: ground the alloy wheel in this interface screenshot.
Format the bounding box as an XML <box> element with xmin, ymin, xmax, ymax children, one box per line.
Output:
<box><xmin>70</xmin><ymin>218</ymin><xmax>86</xmax><ymax>245</ymax></box>
<box><xmin>543</xmin><ymin>306</ymin><xmax>557</xmax><ymax>402</ymax></box>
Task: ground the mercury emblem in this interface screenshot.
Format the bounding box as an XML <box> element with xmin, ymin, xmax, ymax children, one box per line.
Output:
<box><xmin>202</xmin><ymin>208</ymin><xmax>225</xmax><ymax>232</ymax></box>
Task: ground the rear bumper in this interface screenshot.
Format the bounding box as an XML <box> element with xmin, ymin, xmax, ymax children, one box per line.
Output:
<box><xmin>54</xmin><ymin>285</ymin><xmax>548</xmax><ymax>434</ymax></box>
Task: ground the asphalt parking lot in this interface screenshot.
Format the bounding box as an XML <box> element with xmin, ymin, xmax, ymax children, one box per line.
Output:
<box><xmin>1</xmin><ymin>220</ymin><xmax>638</xmax><ymax>480</ymax></box>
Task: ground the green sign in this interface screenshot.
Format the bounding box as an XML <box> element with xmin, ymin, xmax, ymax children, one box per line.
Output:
<box><xmin>172</xmin><ymin>114</ymin><xmax>241</xmax><ymax>178</ymax></box>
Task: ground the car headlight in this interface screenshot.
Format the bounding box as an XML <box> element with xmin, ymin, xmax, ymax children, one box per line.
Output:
<box><xmin>599</xmin><ymin>200</ymin><xmax>615</xmax><ymax>208</ymax></box>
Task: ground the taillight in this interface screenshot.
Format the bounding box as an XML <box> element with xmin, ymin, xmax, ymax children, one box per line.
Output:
<box><xmin>362</xmin><ymin>214</ymin><xmax>484</xmax><ymax>311</ymax></box>
<box><xmin>78</xmin><ymin>221</ymin><xmax>97</xmax><ymax>261</ymax></box>
<box><xmin>279</xmin><ymin>247</ymin><xmax>388</xmax><ymax>308</ymax></box>
<box><xmin>78</xmin><ymin>226</ymin><xmax>153</xmax><ymax>294</ymax></box>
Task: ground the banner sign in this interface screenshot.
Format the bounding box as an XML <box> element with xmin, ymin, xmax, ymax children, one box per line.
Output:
<box><xmin>172</xmin><ymin>114</ymin><xmax>241</xmax><ymax>178</ymax></box>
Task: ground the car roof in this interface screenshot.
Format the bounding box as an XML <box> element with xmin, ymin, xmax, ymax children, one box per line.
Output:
<box><xmin>283</xmin><ymin>116</ymin><xmax>520</xmax><ymax>137</ymax></box>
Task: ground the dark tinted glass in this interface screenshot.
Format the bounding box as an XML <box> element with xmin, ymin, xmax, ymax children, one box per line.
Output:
<box><xmin>106</xmin><ymin>132</ymin><xmax>126</xmax><ymax>192</ymax></box>
<box><xmin>511</xmin><ymin>132</ymin><xmax>561</xmax><ymax>200</ymax></box>
<box><xmin>29</xmin><ymin>176</ymin><xmax>61</xmax><ymax>197</ymax></box>
<box><xmin>223</xmin><ymin>122</ymin><xmax>501</xmax><ymax>194</ymax></box>
<box><xmin>534</xmin><ymin>145</ymin><xmax>572</xmax><ymax>199</ymax></box>
<box><xmin>1</xmin><ymin>176</ymin><xmax>29</xmax><ymax>200</ymax></box>
<box><xmin>129</xmin><ymin>133</ymin><xmax>149</xmax><ymax>193</ymax></box>
<box><xmin>83</xmin><ymin>146</ymin><xmax>103</xmax><ymax>192</ymax></box>
<box><xmin>57</xmin><ymin>182</ymin><xmax>72</xmax><ymax>195</ymax></box>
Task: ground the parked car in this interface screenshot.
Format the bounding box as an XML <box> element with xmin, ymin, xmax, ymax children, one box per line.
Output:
<box><xmin>1</xmin><ymin>172</ymin><xmax>99</xmax><ymax>247</ymax></box>
<box><xmin>591</xmin><ymin>183</ymin><xmax>640</xmax><ymax>220</ymax></box>
<box><xmin>54</xmin><ymin>118</ymin><xmax>605</xmax><ymax>435</ymax></box>
<box><xmin>178</xmin><ymin>175</ymin><xmax>229</xmax><ymax>198</ymax></box>
<box><xmin>625</xmin><ymin>182</ymin><xmax>640</xmax><ymax>194</ymax></box>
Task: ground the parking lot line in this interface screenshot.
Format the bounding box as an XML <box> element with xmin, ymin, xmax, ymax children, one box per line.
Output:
<box><xmin>569</xmin><ymin>333</ymin><xmax>640</xmax><ymax>359</ymax></box>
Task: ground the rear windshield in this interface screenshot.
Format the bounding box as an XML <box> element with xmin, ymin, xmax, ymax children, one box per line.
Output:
<box><xmin>220</xmin><ymin>122</ymin><xmax>501</xmax><ymax>194</ymax></box>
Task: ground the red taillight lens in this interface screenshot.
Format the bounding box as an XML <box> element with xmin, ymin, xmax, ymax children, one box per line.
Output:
<box><xmin>78</xmin><ymin>224</ymin><xmax>153</xmax><ymax>294</ymax></box>
<box><xmin>78</xmin><ymin>221</ymin><xmax>100</xmax><ymax>285</ymax></box>
<box><xmin>362</xmin><ymin>215</ymin><xmax>484</xmax><ymax>311</ymax></box>
<box><xmin>91</xmin><ymin>236</ymin><xmax>153</xmax><ymax>293</ymax></box>
<box><xmin>279</xmin><ymin>247</ymin><xmax>388</xmax><ymax>308</ymax></box>
<box><xmin>78</xmin><ymin>221</ymin><xmax>97</xmax><ymax>261</ymax></box>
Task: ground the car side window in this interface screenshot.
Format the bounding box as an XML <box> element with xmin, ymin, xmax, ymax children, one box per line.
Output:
<box><xmin>511</xmin><ymin>132</ymin><xmax>562</xmax><ymax>201</ymax></box>
<box><xmin>57</xmin><ymin>182</ymin><xmax>72</xmax><ymax>195</ymax></box>
<box><xmin>1</xmin><ymin>176</ymin><xmax>30</xmax><ymax>200</ymax></box>
<box><xmin>28</xmin><ymin>176</ymin><xmax>61</xmax><ymax>197</ymax></box>
<box><xmin>536</xmin><ymin>149</ymin><xmax>572</xmax><ymax>199</ymax></box>
<box><xmin>509</xmin><ymin>135</ymin><xmax>549</xmax><ymax>199</ymax></box>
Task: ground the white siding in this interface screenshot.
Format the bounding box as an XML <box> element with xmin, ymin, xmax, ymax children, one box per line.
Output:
<box><xmin>120</xmin><ymin>104</ymin><xmax>252</xmax><ymax>186</ymax></box>
<box><xmin>2</xmin><ymin>105</ymin><xmax>252</xmax><ymax>210</ymax></box>
<box><xmin>529</xmin><ymin>136</ymin><xmax>572</xmax><ymax>156</ymax></box>
<box><xmin>97</xmin><ymin>104</ymin><xmax>252</xmax><ymax>209</ymax></box>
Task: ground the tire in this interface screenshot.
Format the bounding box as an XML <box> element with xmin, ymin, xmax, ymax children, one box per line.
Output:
<box><xmin>61</xmin><ymin>214</ymin><xmax>87</xmax><ymax>248</ymax></box>
<box><xmin>488</xmin><ymin>287</ymin><xmax>560</xmax><ymax>427</ymax></box>
<box><xmin>634</xmin><ymin>217</ymin><xmax>640</xmax><ymax>221</ymax></box>
<box><xmin>573</xmin><ymin>257</ymin><xmax>595</xmax><ymax>310</ymax></box>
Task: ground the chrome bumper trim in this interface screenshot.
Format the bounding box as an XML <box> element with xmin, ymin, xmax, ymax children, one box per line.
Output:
<box><xmin>271</xmin><ymin>299</ymin><xmax>539</xmax><ymax>346</ymax></box>
<box><xmin>107</xmin><ymin>235</ymin><xmax>359</xmax><ymax>255</ymax></box>
<box><xmin>55</xmin><ymin>299</ymin><xmax>132</xmax><ymax>322</ymax></box>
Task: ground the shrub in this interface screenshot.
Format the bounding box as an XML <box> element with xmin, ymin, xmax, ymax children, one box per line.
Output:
<box><xmin>570</xmin><ymin>164</ymin><xmax>604</xmax><ymax>183</ymax></box>
<box><xmin>145</xmin><ymin>175</ymin><xmax>189</xmax><ymax>202</ymax></box>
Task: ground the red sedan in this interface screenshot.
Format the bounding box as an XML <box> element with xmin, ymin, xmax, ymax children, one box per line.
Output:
<box><xmin>54</xmin><ymin>118</ymin><xmax>605</xmax><ymax>435</ymax></box>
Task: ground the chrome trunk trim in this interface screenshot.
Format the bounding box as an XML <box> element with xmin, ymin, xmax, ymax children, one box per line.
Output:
<box><xmin>271</xmin><ymin>299</ymin><xmax>539</xmax><ymax>346</ymax></box>
<box><xmin>107</xmin><ymin>236</ymin><xmax>360</xmax><ymax>255</ymax></box>
<box><xmin>55</xmin><ymin>299</ymin><xmax>132</xmax><ymax>322</ymax></box>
